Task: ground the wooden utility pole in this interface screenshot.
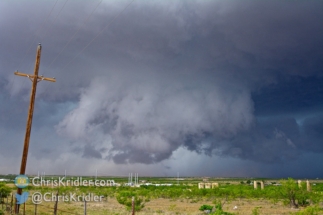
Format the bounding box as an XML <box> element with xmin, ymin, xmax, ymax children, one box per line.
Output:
<box><xmin>131</xmin><ymin>196</ymin><xmax>135</xmax><ymax>215</ymax></box>
<box><xmin>14</xmin><ymin>44</ymin><xmax>56</xmax><ymax>213</ymax></box>
<box><xmin>10</xmin><ymin>194</ymin><xmax>13</xmax><ymax>214</ymax></box>
<box><xmin>34</xmin><ymin>203</ymin><xmax>37</xmax><ymax>215</ymax></box>
<box><xmin>84</xmin><ymin>200</ymin><xmax>87</xmax><ymax>215</ymax></box>
<box><xmin>53</xmin><ymin>191</ymin><xmax>58</xmax><ymax>215</ymax></box>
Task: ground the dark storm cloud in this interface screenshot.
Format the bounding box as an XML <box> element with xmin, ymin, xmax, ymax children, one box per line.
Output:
<box><xmin>214</xmin><ymin>117</ymin><xmax>301</xmax><ymax>163</ymax></box>
<box><xmin>302</xmin><ymin>115</ymin><xmax>323</xmax><ymax>152</ymax></box>
<box><xmin>1</xmin><ymin>0</ymin><xmax>323</xmax><ymax>176</ymax></box>
<box><xmin>184</xmin><ymin>115</ymin><xmax>323</xmax><ymax>164</ymax></box>
<box><xmin>55</xmin><ymin>2</ymin><xmax>322</xmax><ymax>163</ymax></box>
<box><xmin>50</xmin><ymin>1</ymin><xmax>323</xmax><ymax>164</ymax></box>
<box><xmin>253</xmin><ymin>76</ymin><xmax>323</xmax><ymax>115</ymax></box>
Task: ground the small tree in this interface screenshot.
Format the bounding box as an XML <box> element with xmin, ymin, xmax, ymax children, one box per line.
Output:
<box><xmin>280</xmin><ymin>178</ymin><xmax>311</xmax><ymax>208</ymax></box>
<box><xmin>280</xmin><ymin>178</ymin><xmax>299</xmax><ymax>208</ymax></box>
<box><xmin>116</xmin><ymin>191</ymin><xmax>145</xmax><ymax>211</ymax></box>
<box><xmin>0</xmin><ymin>183</ymin><xmax>11</xmax><ymax>203</ymax></box>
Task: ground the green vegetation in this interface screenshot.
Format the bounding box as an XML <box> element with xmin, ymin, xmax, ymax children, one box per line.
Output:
<box><xmin>212</xmin><ymin>203</ymin><xmax>234</xmax><ymax>215</ymax></box>
<box><xmin>0</xmin><ymin>183</ymin><xmax>11</xmax><ymax>215</ymax></box>
<box><xmin>280</xmin><ymin>178</ymin><xmax>321</xmax><ymax>208</ymax></box>
<box><xmin>22</xmin><ymin>178</ymin><xmax>322</xmax><ymax>209</ymax></box>
<box><xmin>0</xmin><ymin>183</ymin><xmax>11</xmax><ymax>200</ymax></box>
<box><xmin>294</xmin><ymin>205</ymin><xmax>321</xmax><ymax>215</ymax></box>
<box><xmin>0</xmin><ymin>176</ymin><xmax>322</xmax><ymax>214</ymax></box>
<box><xmin>199</xmin><ymin>204</ymin><xmax>213</xmax><ymax>211</ymax></box>
<box><xmin>116</xmin><ymin>191</ymin><xmax>145</xmax><ymax>211</ymax></box>
<box><xmin>199</xmin><ymin>202</ymin><xmax>234</xmax><ymax>215</ymax></box>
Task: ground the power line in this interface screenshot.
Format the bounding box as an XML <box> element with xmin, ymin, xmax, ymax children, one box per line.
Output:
<box><xmin>39</xmin><ymin>0</ymin><xmax>103</xmax><ymax>97</ymax></box>
<box><xmin>8</xmin><ymin>0</ymin><xmax>59</xmax><ymax>96</ymax></box>
<box><xmin>54</xmin><ymin>0</ymin><xmax>69</xmax><ymax>21</ymax></box>
<box><xmin>39</xmin><ymin>0</ymin><xmax>70</xmax><ymax>43</ymax></box>
<box><xmin>17</xmin><ymin>0</ymin><xmax>59</xmax><ymax>71</ymax></box>
<box><xmin>47</xmin><ymin>0</ymin><xmax>104</xmax><ymax>71</ymax></box>
<box><xmin>60</xmin><ymin>0</ymin><xmax>135</xmax><ymax>71</ymax></box>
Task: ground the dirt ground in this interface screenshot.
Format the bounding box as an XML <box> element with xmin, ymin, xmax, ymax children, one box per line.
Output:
<box><xmin>131</xmin><ymin>198</ymin><xmax>321</xmax><ymax>215</ymax></box>
<box><xmin>3</xmin><ymin>197</ymin><xmax>322</xmax><ymax>215</ymax></box>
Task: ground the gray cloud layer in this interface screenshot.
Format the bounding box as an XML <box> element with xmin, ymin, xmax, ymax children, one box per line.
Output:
<box><xmin>0</xmin><ymin>0</ymin><xmax>322</xmax><ymax>177</ymax></box>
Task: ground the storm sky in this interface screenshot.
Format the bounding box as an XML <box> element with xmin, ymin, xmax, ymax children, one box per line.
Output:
<box><xmin>0</xmin><ymin>0</ymin><xmax>322</xmax><ymax>178</ymax></box>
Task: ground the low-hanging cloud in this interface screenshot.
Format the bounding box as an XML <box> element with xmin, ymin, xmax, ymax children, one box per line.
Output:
<box><xmin>56</xmin><ymin>74</ymin><xmax>255</xmax><ymax>164</ymax></box>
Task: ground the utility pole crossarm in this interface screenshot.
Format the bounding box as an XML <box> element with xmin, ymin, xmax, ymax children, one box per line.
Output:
<box><xmin>14</xmin><ymin>71</ymin><xmax>56</xmax><ymax>82</ymax></box>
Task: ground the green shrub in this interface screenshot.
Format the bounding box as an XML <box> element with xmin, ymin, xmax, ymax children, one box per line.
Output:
<box><xmin>212</xmin><ymin>203</ymin><xmax>234</xmax><ymax>215</ymax></box>
<box><xmin>199</xmin><ymin>204</ymin><xmax>213</xmax><ymax>211</ymax></box>
<box><xmin>199</xmin><ymin>201</ymin><xmax>234</xmax><ymax>215</ymax></box>
<box><xmin>280</xmin><ymin>178</ymin><xmax>314</xmax><ymax>208</ymax></box>
<box><xmin>295</xmin><ymin>205</ymin><xmax>321</xmax><ymax>215</ymax></box>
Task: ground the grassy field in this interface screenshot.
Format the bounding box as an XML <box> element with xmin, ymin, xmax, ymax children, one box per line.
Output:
<box><xmin>1</xmin><ymin>176</ymin><xmax>323</xmax><ymax>214</ymax></box>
